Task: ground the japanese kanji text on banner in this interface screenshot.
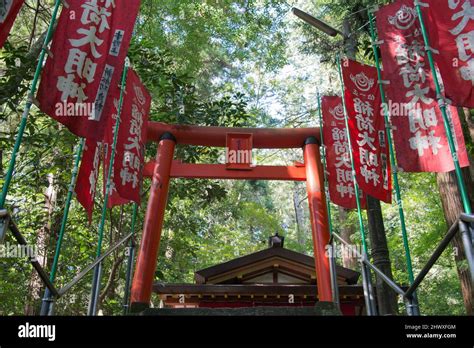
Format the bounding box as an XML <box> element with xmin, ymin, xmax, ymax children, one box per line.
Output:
<box><xmin>103</xmin><ymin>69</ymin><xmax>151</xmax><ymax>208</ymax></box>
<box><xmin>75</xmin><ymin>139</ymin><xmax>102</xmax><ymax>222</ymax></box>
<box><xmin>376</xmin><ymin>0</ymin><xmax>469</xmax><ymax>173</ymax></box>
<box><xmin>341</xmin><ymin>59</ymin><xmax>392</xmax><ymax>203</ymax></box>
<box><xmin>37</xmin><ymin>0</ymin><xmax>141</xmax><ymax>140</ymax></box>
<box><xmin>321</xmin><ymin>95</ymin><xmax>366</xmax><ymax>209</ymax></box>
<box><xmin>422</xmin><ymin>0</ymin><xmax>474</xmax><ymax>108</ymax></box>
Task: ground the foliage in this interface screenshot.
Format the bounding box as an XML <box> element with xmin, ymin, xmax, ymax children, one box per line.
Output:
<box><xmin>0</xmin><ymin>0</ymin><xmax>469</xmax><ymax>316</ymax></box>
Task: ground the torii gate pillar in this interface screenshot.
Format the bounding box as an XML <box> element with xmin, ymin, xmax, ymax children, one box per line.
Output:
<box><xmin>131</xmin><ymin>133</ymin><xmax>176</xmax><ymax>308</ymax></box>
<box><xmin>304</xmin><ymin>137</ymin><xmax>332</xmax><ymax>302</ymax></box>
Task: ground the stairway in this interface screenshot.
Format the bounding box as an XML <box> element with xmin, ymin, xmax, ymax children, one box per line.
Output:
<box><xmin>135</xmin><ymin>302</ymin><xmax>342</xmax><ymax>316</ymax></box>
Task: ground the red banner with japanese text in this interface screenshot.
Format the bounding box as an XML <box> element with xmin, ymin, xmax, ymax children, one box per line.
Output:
<box><xmin>75</xmin><ymin>139</ymin><xmax>102</xmax><ymax>222</ymax></box>
<box><xmin>321</xmin><ymin>96</ymin><xmax>366</xmax><ymax>210</ymax></box>
<box><xmin>37</xmin><ymin>0</ymin><xmax>141</xmax><ymax>140</ymax></box>
<box><xmin>0</xmin><ymin>0</ymin><xmax>25</xmax><ymax>48</ymax></box>
<box><xmin>103</xmin><ymin>139</ymin><xmax>130</xmax><ymax>208</ymax></box>
<box><xmin>376</xmin><ymin>0</ymin><xmax>469</xmax><ymax>173</ymax></box>
<box><xmin>422</xmin><ymin>0</ymin><xmax>474</xmax><ymax>108</ymax></box>
<box><xmin>341</xmin><ymin>59</ymin><xmax>392</xmax><ymax>203</ymax></box>
<box><xmin>103</xmin><ymin>68</ymin><xmax>150</xmax><ymax>208</ymax></box>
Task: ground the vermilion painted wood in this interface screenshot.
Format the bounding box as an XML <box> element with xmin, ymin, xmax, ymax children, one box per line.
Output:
<box><xmin>131</xmin><ymin>138</ymin><xmax>175</xmax><ymax>306</ymax></box>
<box><xmin>143</xmin><ymin>161</ymin><xmax>307</xmax><ymax>181</ymax></box>
<box><xmin>304</xmin><ymin>142</ymin><xmax>333</xmax><ymax>302</ymax></box>
<box><xmin>147</xmin><ymin>122</ymin><xmax>320</xmax><ymax>148</ymax></box>
<box><xmin>131</xmin><ymin>123</ymin><xmax>333</xmax><ymax>309</ymax></box>
<box><xmin>226</xmin><ymin>133</ymin><xmax>253</xmax><ymax>170</ymax></box>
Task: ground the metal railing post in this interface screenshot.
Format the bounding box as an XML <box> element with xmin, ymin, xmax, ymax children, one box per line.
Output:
<box><xmin>40</xmin><ymin>138</ymin><xmax>85</xmax><ymax>316</ymax></box>
<box><xmin>458</xmin><ymin>220</ymin><xmax>474</xmax><ymax>287</ymax></box>
<box><xmin>88</xmin><ymin>61</ymin><xmax>129</xmax><ymax>316</ymax></box>
<box><xmin>368</xmin><ymin>9</ymin><xmax>420</xmax><ymax>316</ymax></box>
<box><xmin>123</xmin><ymin>203</ymin><xmax>138</xmax><ymax>315</ymax></box>
<box><xmin>360</xmin><ymin>256</ymin><xmax>375</xmax><ymax>315</ymax></box>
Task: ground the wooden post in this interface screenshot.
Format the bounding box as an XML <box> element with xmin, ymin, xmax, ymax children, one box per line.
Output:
<box><xmin>303</xmin><ymin>137</ymin><xmax>333</xmax><ymax>302</ymax></box>
<box><xmin>130</xmin><ymin>133</ymin><xmax>176</xmax><ymax>310</ymax></box>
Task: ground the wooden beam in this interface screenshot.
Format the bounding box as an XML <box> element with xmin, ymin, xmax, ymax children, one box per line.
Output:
<box><xmin>147</xmin><ymin>122</ymin><xmax>320</xmax><ymax>148</ymax></box>
<box><xmin>153</xmin><ymin>284</ymin><xmax>365</xmax><ymax>297</ymax></box>
<box><xmin>144</xmin><ymin>161</ymin><xmax>307</xmax><ymax>181</ymax></box>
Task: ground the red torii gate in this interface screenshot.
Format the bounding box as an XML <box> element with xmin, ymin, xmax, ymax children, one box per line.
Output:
<box><xmin>130</xmin><ymin>122</ymin><xmax>333</xmax><ymax>310</ymax></box>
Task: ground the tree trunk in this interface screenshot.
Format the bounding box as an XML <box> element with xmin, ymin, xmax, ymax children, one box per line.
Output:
<box><xmin>462</xmin><ymin>108</ymin><xmax>474</xmax><ymax>142</ymax></box>
<box><xmin>24</xmin><ymin>174</ymin><xmax>57</xmax><ymax>315</ymax></box>
<box><xmin>366</xmin><ymin>195</ymin><xmax>399</xmax><ymax>315</ymax></box>
<box><xmin>98</xmin><ymin>255</ymin><xmax>125</xmax><ymax>306</ymax></box>
<box><xmin>338</xmin><ymin>207</ymin><xmax>357</xmax><ymax>270</ymax></box>
<box><xmin>436</xmin><ymin>168</ymin><xmax>474</xmax><ymax>315</ymax></box>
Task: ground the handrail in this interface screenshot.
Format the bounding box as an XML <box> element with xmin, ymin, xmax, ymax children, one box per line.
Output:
<box><xmin>6</xmin><ymin>215</ymin><xmax>59</xmax><ymax>297</ymax></box>
<box><xmin>460</xmin><ymin>213</ymin><xmax>474</xmax><ymax>223</ymax></box>
<box><xmin>2</xmin><ymin>209</ymin><xmax>473</xmax><ymax>316</ymax></box>
<box><xmin>332</xmin><ymin>232</ymin><xmax>405</xmax><ymax>297</ymax></box>
<box><xmin>363</xmin><ymin>257</ymin><xmax>406</xmax><ymax>297</ymax></box>
<box><xmin>0</xmin><ymin>211</ymin><xmax>133</xmax><ymax>300</ymax></box>
<box><xmin>405</xmin><ymin>219</ymin><xmax>460</xmax><ymax>298</ymax></box>
<box><xmin>58</xmin><ymin>231</ymin><xmax>134</xmax><ymax>297</ymax></box>
<box><xmin>332</xmin><ymin>213</ymin><xmax>474</xmax><ymax>316</ymax></box>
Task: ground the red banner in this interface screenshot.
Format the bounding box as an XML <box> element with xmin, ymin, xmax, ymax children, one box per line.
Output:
<box><xmin>376</xmin><ymin>0</ymin><xmax>469</xmax><ymax>173</ymax></box>
<box><xmin>103</xmin><ymin>139</ymin><xmax>130</xmax><ymax>208</ymax></box>
<box><xmin>423</xmin><ymin>0</ymin><xmax>474</xmax><ymax>108</ymax></box>
<box><xmin>322</xmin><ymin>96</ymin><xmax>366</xmax><ymax>210</ymax></box>
<box><xmin>37</xmin><ymin>0</ymin><xmax>141</xmax><ymax>140</ymax></box>
<box><xmin>75</xmin><ymin>139</ymin><xmax>102</xmax><ymax>222</ymax></box>
<box><xmin>103</xmin><ymin>68</ymin><xmax>150</xmax><ymax>208</ymax></box>
<box><xmin>0</xmin><ymin>0</ymin><xmax>24</xmax><ymax>48</ymax></box>
<box><xmin>341</xmin><ymin>59</ymin><xmax>392</xmax><ymax>203</ymax></box>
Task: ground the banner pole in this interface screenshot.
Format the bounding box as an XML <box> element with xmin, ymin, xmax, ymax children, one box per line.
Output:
<box><xmin>88</xmin><ymin>60</ymin><xmax>129</xmax><ymax>316</ymax></box>
<box><xmin>317</xmin><ymin>92</ymin><xmax>334</xmax><ymax>236</ymax></box>
<box><xmin>368</xmin><ymin>10</ymin><xmax>420</xmax><ymax>316</ymax></box>
<box><xmin>39</xmin><ymin>137</ymin><xmax>85</xmax><ymax>316</ymax></box>
<box><xmin>0</xmin><ymin>0</ymin><xmax>62</xmax><ymax>208</ymax></box>
<box><xmin>123</xmin><ymin>203</ymin><xmax>138</xmax><ymax>315</ymax></box>
<box><xmin>336</xmin><ymin>54</ymin><xmax>369</xmax><ymax>254</ymax></box>
<box><xmin>317</xmin><ymin>91</ymin><xmax>341</xmax><ymax>307</ymax></box>
<box><xmin>414</xmin><ymin>2</ymin><xmax>472</xmax><ymax>214</ymax></box>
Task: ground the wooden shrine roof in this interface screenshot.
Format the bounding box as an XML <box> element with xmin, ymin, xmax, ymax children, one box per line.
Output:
<box><xmin>194</xmin><ymin>245</ymin><xmax>360</xmax><ymax>285</ymax></box>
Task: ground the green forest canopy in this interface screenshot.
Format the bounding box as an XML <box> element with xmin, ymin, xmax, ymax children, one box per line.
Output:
<box><xmin>0</xmin><ymin>0</ymin><xmax>470</xmax><ymax>315</ymax></box>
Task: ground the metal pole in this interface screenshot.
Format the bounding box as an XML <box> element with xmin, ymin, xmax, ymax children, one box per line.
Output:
<box><xmin>414</xmin><ymin>3</ymin><xmax>472</xmax><ymax>215</ymax></box>
<box><xmin>458</xmin><ymin>221</ymin><xmax>474</xmax><ymax>287</ymax></box>
<box><xmin>123</xmin><ymin>203</ymin><xmax>138</xmax><ymax>315</ymax></box>
<box><xmin>88</xmin><ymin>61</ymin><xmax>129</xmax><ymax>316</ymax></box>
<box><xmin>0</xmin><ymin>0</ymin><xmax>62</xmax><ymax>208</ymax></box>
<box><xmin>336</xmin><ymin>54</ymin><xmax>369</xmax><ymax>254</ymax></box>
<box><xmin>317</xmin><ymin>92</ymin><xmax>340</xmax><ymax>308</ymax></box>
<box><xmin>317</xmin><ymin>92</ymin><xmax>334</xmax><ymax>236</ymax></box>
<box><xmin>360</xmin><ymin>257</ymin><xmax>375</xmax><ymax>315</ymax></box>
<box><xmin>405</xmin><ymin>219</ymin><xmax>460</xmax><ymax>299</ymax></box>
<box><xmin>364</xmin><ymin>260</ymin><xmax>378</xmax><ymax>316</ymax></box>
<box><xmin>367</xmin><ymin>10</ymin><xmax>420</xmax><ymax>316</ymax></box>
<box><xmin>40</xmin><ymin>138</ymin><xmax>85</xmax><ymax>316</ymax></box>
<box><xmin>328</xmin><ymin>242</ymin><xmax>340</xmax><ymax>308</ymax></box>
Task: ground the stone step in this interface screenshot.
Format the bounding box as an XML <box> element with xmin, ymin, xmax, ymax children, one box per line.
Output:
<box><xmin>137</xmin><ymin>302</ymin><xmax>342</xmax><ymax>316</ymax></box>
